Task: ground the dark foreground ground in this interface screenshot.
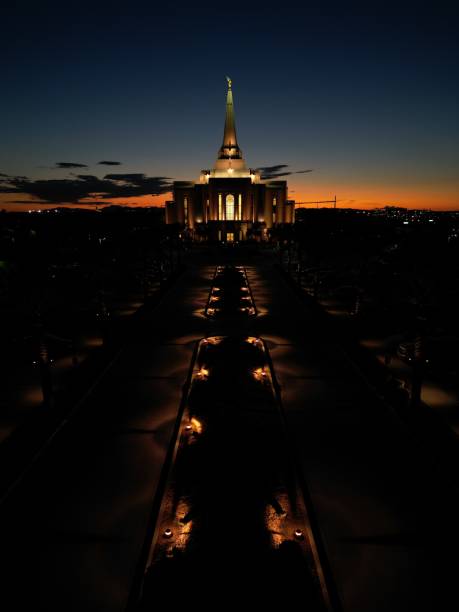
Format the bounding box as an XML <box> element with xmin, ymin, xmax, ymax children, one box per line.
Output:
<box><xmin>0</xmin><ymin>247</ymin><xmax>458</xmax><ymax>611</ymax></box>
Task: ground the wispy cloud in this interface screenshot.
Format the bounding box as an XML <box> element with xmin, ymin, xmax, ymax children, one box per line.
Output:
<box><xmin>256</xmin><ymin>164</ymin><xmax>314</xmax><ymax>179</ymax></box>
<box><xmin>97</xmin><ymin>160</ymin><xmax>122</xmax><ymax>166</ymax></box>
<box><xmin>55</xmin><ymin>162</ymin><xmax>88</xmax><ymax>169</ymax></box>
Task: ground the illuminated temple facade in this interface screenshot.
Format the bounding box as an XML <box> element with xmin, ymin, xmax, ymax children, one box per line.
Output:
<box><xmin>165</xmin><ymin>78</ymin><xmax>295</xmax><ymax>241</ymax></box>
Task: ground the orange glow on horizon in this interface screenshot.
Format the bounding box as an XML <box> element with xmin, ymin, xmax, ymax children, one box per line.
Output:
<box><xmin>0</xmin><ymin>192</ymin><xmax>169</xmax><ymax>212</ymax></box>
<box><xmin>289</xmin><ymin>182</ymin><xmax>459</xmax><ymax>211</ymax></box>
<box><xmin>1</xmin><ymin>184</ymin><xmax>458</xmax><ymax>212</ymax></box>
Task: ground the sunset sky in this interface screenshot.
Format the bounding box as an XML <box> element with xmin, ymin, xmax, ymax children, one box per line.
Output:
<box><xmin>1</xmin><ymin>4</ymin><xmax>458</xmax><ymax>211</ymax></box>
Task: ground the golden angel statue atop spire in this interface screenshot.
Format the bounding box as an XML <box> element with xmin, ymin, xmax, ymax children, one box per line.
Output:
<box><xmin>226</xmin><ymin>76</ymin><xmax>232</xmax><ymax>89</ymax></box>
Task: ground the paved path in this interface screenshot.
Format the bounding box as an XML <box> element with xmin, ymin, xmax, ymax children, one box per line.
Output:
<box><xmin>0</xmin><ymin>253</ymin><xmax>455</xmax><ymax>611</ymax></box>
<box><xmin>0</xmin><ymin>264</ymin><xmax>213</xmax><ymax>612</ymax></box>
<box><xmin>249</xmin><ymin>261</ymin><xmax>454</xmax><ymax>612</ymax></box>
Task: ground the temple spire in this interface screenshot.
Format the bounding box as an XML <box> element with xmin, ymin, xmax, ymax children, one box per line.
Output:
<box><xmin>218</xmin><ymin>76</ymin><xmax>242</xmax><ymax>160</ymax></box>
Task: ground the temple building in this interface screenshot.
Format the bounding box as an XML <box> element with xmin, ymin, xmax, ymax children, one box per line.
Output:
<box><xmin>165</xmin><ymin>78</ymin><xmax>295</xmax><ymax>241</ymax></box>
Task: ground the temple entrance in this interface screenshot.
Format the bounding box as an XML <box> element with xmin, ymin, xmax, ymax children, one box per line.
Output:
<box><xmin>226</xmin><ymin>232</ymin><xmax>235</xmax><ymax>242</ymax></box>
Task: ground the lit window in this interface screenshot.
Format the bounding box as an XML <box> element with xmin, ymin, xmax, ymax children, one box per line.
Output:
<box><xmin>184</xmin><ymin>196</ymin><xmax>188</xmax><ymax>223</ymax></box>
<box><xmin>227</xmin><ymin>232</ymin><xmax>234</xmax><ymax>242</ymax></box>
<box><xmin>238</xmin><ymin>194</ymin><xmax>242</xmax><ymax>220</ymax></box>
<box><xmin>273</xmin><ymin>196</ymin><xmax>277</xmax><ymax>223</ymax></box>
<box><xmin>218</xmin><ymin>194</ymin><xmax>223</xmax><ymax>220</ymax></box>
<box><xmin>226</xmin><ymin>194</ymin><xmax>235</xmax><ymax>220</ymax></box>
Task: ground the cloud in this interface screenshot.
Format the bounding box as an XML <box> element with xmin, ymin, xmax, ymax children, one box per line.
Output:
<box><xmin>256</xmin><ymin>164</ymin><xmax>289</xmax><ymax>179</ymax></box>
<box><xmin>104</xmin><ymin>173</ymin><xmax>148</xmax><ymax>181</ymax></box>
<box><xmin>97</xmin><ymin>160</ymin><xmax>122</xmax><ymax>166</ymax></box>
<box><xmin>256</xmin><ymin>164</ymin><xmax>314</xmax><ymax>179</ymax></box>
<box><xmin>0</xmin><ymin>173</ymin><xmax>173</xmax><ymax>204</ymax></box>
<box><xmin>55</xmin><ymin>162</ymin><xmax>88</xmax><ymax>169</ymax></box>
<box><xmin>0</xmin><ymin>172</ymin><xmax>10</xmax><ymax>177</ymax></box>
<box><xmin>257</xmin><ymin>164</ymin><xmax>289</xmax><ymax>173</ymax></box>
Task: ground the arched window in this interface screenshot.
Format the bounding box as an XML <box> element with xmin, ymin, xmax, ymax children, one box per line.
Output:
<box><xmin>226</xmin><ymin>194</ymin><xmax>235</xmax><ymax>220</ymax></box>
<box><xmin>238</xmin><ymin>194</ymin><xmax>242</xmax><ymax>220</ymax></box>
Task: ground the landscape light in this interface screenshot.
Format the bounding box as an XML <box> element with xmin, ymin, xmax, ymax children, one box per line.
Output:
<box><xmin>196</xmin><ymin>367</ymin><xmax>209</xmax><ymax>380</ymax></box>
<box><xmin>163</xmin><ymin>528</ymin><xmax>173</xmax><ymax>538</ymax></box>
<box><xmin>253</xmin><ymin>367</ymin><xmax>267</xmax><ymax>381</ymax></box>
<box><xmin>191</xmin><ymin>417</ymin><xmax>203</xmax><ymax>434</ymax></box>
<box><xmin>294</xmin><ymin>529</ymin><xmax>303</xmax><ymax>539</ymax></box>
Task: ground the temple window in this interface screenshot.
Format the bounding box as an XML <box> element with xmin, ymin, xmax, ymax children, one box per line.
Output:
<box><xmin>218</xmin><ymin>194</ymin><xmax>223</xmax><ymax>219</ymax></box>
<box><xmin>226</xmin><ymin>194</ymin><xmax>235</xmax><ymax>220</ymax></box>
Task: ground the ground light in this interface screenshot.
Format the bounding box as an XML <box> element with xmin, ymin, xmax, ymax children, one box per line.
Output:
<box><xmin>163</xmin><ymin>528</ymin><xmax>173</xmax><ymax>538</ymax></box>
<box><xmin>253</xmin><ymin>367</ymin><xmax>268</xmax><ymax>381</ymax></box>
<box><xmin>190</xmin><ymin>417</ymin><xmax>203</xmax><ymax>434</ymax></box>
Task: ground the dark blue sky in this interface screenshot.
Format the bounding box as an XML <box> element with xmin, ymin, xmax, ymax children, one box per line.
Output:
<box><xmin>1</xmin><ymin>3</ymin><xmax>458</xmax><ymax>209</ymax></box>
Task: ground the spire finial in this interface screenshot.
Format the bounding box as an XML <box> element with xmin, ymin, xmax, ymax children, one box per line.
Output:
<box><xmin>226</xmin><ymin>75</ymin><xmax>232</xmax><ymax>89</ymax></box>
